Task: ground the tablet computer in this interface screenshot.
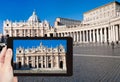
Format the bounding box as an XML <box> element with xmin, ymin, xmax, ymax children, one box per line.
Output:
<box><xmin>7</xmin><ymin>37</ymin><xmax>73</xmax><ymax>76</ymax></box>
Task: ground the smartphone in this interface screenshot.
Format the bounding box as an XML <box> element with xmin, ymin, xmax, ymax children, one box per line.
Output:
<box><xmin>7</xmin><ymin>37</ymin><xmax>73</xmax><ymax>76</ymax></box>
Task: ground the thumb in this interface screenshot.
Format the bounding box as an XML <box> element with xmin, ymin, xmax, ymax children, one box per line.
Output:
<box><xmin>4</xmin><ymin>48</ymin><xmax>12</xmax><ymax>67</ymax></box>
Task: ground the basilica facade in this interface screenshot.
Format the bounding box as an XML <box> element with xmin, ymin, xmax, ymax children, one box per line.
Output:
<box><xmin>14</xmin><ymin>42</ymin><xmax>66</xmax><ymax>71</ymax></box>
<box><xmin>3</xmin><ymin>11</ymin><xmax>50</xmax><ymax>37</ymax></box>
<box><xmin>3</xmin><ymin>1</ymin><xmax>120</xmax><ymax>44</ymax></box>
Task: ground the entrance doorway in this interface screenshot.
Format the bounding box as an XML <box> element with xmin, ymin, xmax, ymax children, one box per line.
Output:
<box><xmin>18</xmin><ymin>62</ymin><xmax>21</xmax><ymax>69</ymax></box>
<box><xmin>60</xmin><ymin>61</ymin><xmax>63</xmax><ymax>69</ymax></box>
<box><xmin>39</xmin><ymin>63</ymin><xmax>41</xmax><ymax>68</ymax></box>
<box><xmin>48</xmin><ymin>63</ymin><xmax>51</xmax><ymax>68</ymax></box>
<box><xmin>50</xmin><ymin>33</ymin><xmax>53</xmax><ymax>37</ymax></box>
<box><xmin>29</xmin><ymin>63</ymin><xmax>32</xmax><ymax>68</ymax></box>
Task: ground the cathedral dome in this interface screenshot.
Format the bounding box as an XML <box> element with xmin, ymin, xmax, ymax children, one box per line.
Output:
<box><xmin>28</xmin><ymin>11</ymin><xmax>41</xmax><ymax>23</ymax></box>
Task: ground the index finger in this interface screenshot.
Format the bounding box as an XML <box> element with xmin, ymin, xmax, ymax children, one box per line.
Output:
<box><xmin>4</xmin><ymin>48</ymin><xmax>12</xmax><ymax>67</ymax></box>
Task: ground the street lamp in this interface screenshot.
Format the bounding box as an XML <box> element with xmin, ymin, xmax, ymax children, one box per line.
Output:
<box><xmin>43</xmin><ymin>26</ymin><xmax>44</xmax><ymax>37</ymax></box>
<box><xmin>54</xmin><ymin>28</ymin><xmax>57</xmax><ymax>37</ymax></box>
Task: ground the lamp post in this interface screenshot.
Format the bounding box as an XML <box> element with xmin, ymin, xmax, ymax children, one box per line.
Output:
<box><xmin>11</xmin><ymin>26</ymin><xmax>13</xmax><ymax>37</ymax></box>
<box><xmin>54</xmin><ymin>28</ymin><xmax>57</xmax><ymax>37</ymax></box>
<box><xmin>43</xmin><ymin>27</ymin><xmax>44</xmax><ymax>37</ymax></box>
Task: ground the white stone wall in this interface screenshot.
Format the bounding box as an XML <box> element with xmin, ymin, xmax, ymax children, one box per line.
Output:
<box><xmin>83</xmin><ymin>2</ymin><xmax>116</xmax><ymax>24</ymax></box>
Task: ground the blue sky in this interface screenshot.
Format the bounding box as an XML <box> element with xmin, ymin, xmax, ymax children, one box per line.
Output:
<box><xmin>13</xmin><ymin>39</ymin><xmax>67</xmax><ymax>61</ymax></box>
<box><xmin>0</xmin><ymin>0</ymin><xmax>119</xmax><ymax>33</ymax></box>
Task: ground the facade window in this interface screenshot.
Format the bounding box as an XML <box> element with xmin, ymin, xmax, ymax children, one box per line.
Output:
<box><xmin>25</xmin><ymin>29</ymin><xmax>27</xmax><ymax>32</ymax></box>
<box><xmin>18</xmin><ymin>57</ymin><xmax>20</xmax><ymax>61</ymax></box>
<box><xmin>59</xmin><ymin>49</ymin><xmax>63</xmax><ymax>52</ymax></box>
<box><xmin>34</xmin><ymin>29</ymin><xmax>36</xmax><ymax>33</ymax></box>
<box><xmin>5</xmin><ymin>30</ymin><xmax>8</xmax><ymax>33</ymax></box>
<box><xmin>7</xmin><ymin>24</ymin><xmax>9</xmax><ymax>26</ymax></box>
<box><xmin>12</xmin><ymin>30</ymin><xmax>14</xmax><ymax>33</ymax></box>
<box><xmin>44</xmin><ymin>24</ymin><xmax>47</xmax><ymax>26</ymax></box>
<box><xmin>19</xmin><ymin>50</ymin><xmax>21</xmax><ymax>53</ymax></box>
<box><xmin>16</xmin><ymin>30</ymin><xmax>19</xmax><ymax>33</ymax></box>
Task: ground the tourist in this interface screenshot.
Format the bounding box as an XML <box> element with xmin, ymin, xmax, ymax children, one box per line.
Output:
<box><xmin>111</xmin><ymin>41</ymin><xmax>114</xmax><ymax>49</ymax></box>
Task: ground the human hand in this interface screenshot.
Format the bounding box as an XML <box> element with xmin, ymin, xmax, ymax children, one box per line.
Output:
<box><xmin>0</xmin><ymin>46</ymin><xmax>18</xmax><ymax>82</ymax></box>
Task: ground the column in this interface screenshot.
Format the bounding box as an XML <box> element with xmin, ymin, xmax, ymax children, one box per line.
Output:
<box><xmin>41</xmin><ymin>56</ymin><xmax>43</xmax><ymax>68</ymax></box>
<box><xmin>51</xmin><ymin>55</ymin><xmax>53</xmax><ymax>68</ymax></box>
<box><xmin>60</xmin><ymin>33</ymin><xmax>62</xmax><ymax>37</ymax></box>
<box><xmin>46</xmin><ymin>56</ymin><xmax>48</xmax><ymax>68</ymax></box>
<box><xmin>84</xmin><ymin>31</ymin><xmax>86</xmax><ymax>42</ymax></box>
<box><xmin>78</xmin><ymin>31</ymin><xmax>80</xmax><ymax>42</ymax></box>
<box><xmin>81</xmin><ymin>31</ymin><xmax>83</xmax><ymax>42</ymax></box>
<box><xmin>104</xmin><ymin>28</ymin><xmax>107</xmax><ymax>42</ymax></box>
<box><xmin>83</xmin><ymin>31</ymin><xmax>85</xmax><ymax>42</ymax></box>
<box><xmin>108</xmin><ymin>26</ymin><xmax>112</xmax><ymax>42</ymax></box>
<box><xmin>86</xmin><ymin>30</ymin><xmax>88</xmax><ymax>42</ymax></box>
<box><xmin>45</xmin><ymin>55</ymin><xmax>47</xmax><ymax>68</ymax></box>
<box><xmin>73</xmin><ymin>32</ymin><xmax>76</xmax><ymax>42</ymax></box>
<box><xmin>21</xmin><ymin>57</ymin><xmax>24</xmax><ymax>68</ymax></box>
<box><xmin>57</xmin><ymin>33</ymin><xmax>59</xmax><ymax>37</ymax></box>
<box><xmin>112</xmin><ymin>25</ymin><xmax>115</xmax><ymax>42</ymax></box>
<box><xmin>115</xmin><ymin>25</ymin><xmax>119</xmax><ymax>41</ymax></box>
<box><xmin>36</xmin><ymin>56</ymin><xmax>38</xmax><ymax>68</ymax></box>
<box><xmin>93</xmin><ymin>29</ymin><xmax>95</xmax><ymax>42</ymax></box>
<box><xmin>118</xmin><ymin>24</ymin><xmax>120</xmax><ymax>41</ymax></box>
<box><xmin>26</xmin><ymin>56</ymin><xmax>29</xmax><ymax>68</ymax></box>
<box><xmin>75</xmin><ymin>32</ymin><xmax>77</xmax><ymax>42</ymax></box>
<box><xmin>89</xmin><ymin>30</ymin><xmax>92</xmax><ymax>42</ymax></box>
<box><xmin>97</xmin><ymin>29</ymin><xmax>99</xmax><ymax>42</ymax></box>
<box><xmin>71</xmin><ymin>33</ymin><xmax>73</xmax><ymax>40</ymax></box>
<box><xmin>100</xmin><ymin>28</ymin><xmax>103</xmax><ymax>43</ymax></box>
<box><xmin>63</xmin><ymin>55</ymin><xmax>66</xmax><ymax>70</ymax></box>
<box><xmin>16</xmin><ymin>57</ymin><xmax>18</xmax><ymax>68</ymax></box>
<box><xmin>67</xmin><ymin>32</ymin><xmax>70</xmax><ymax>37</ymax></box>
<box><xmin>19</xmin><ymin>30</ymin><xmax>22</xmax><ymax>36</ymax></box>
<box><xmin>56</xmin><ymin>54</ymin><xmax>59</xmax><ymax>69</ymax></box>
<box><xmin>27</xmin><ymin>29</ymin><xmax>29</xmax><ymax>36</ymax></box>
<box><xmin>79</xmin><ymin>31</ymin><xmax>82</xmax><ymax>43</ymax></box>
<box><xmin>32</xmin><ymin>57</ymin><xmax>35</xmax><ymax>68</ymax></box>
<box><xmin>77</xmin><ymin>32</ymin><xmax>79</xmax><ymax>42</ymax></box>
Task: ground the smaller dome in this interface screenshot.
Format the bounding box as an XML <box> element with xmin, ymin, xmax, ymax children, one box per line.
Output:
<box><xmin>28</xmin><ymin>11</ymin><xmax>40</xmax><ymax>23</ymax></box>
<box><xmin>59</xmin><ymin>44</ymin><xmax>64</xmax><ymax>49</ymax></box>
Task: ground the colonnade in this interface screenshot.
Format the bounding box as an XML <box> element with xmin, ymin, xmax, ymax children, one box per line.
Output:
<box><xmin>55</xmin><ymin>24</ymin><xmax>120</xmax><ymax>43</ymax></box>
<box><xmin>9</xmin><ymin>28</ymin><xmax>44</xmax><ymax>37</ymax></box>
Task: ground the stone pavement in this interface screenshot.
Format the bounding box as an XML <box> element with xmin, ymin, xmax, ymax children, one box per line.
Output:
<box><xmin>73</xmin><ymin>43</ymin><xmax>120</xmax><ymax>56</ymax></box>
<box><xmin>18</xmin><ymin>43</ymin><xmax>120</xmax><ymax>82</ymax></box>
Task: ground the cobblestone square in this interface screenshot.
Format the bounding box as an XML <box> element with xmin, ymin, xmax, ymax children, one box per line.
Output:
<box><xmin>18</xmin><ymin>43</ymin><xmax>120</xmax><ymax>82</ymax></box>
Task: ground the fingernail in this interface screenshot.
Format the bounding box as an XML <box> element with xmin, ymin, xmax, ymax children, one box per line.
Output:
<box><xmin>7</xmin><ymin>48</ymin><xmax>12</xmax><ymax>56</ymax></box>
<box><xmin>8</xmin><ymin>48</ymin><xmax>12</xmax><ymax>52</ymax></box>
